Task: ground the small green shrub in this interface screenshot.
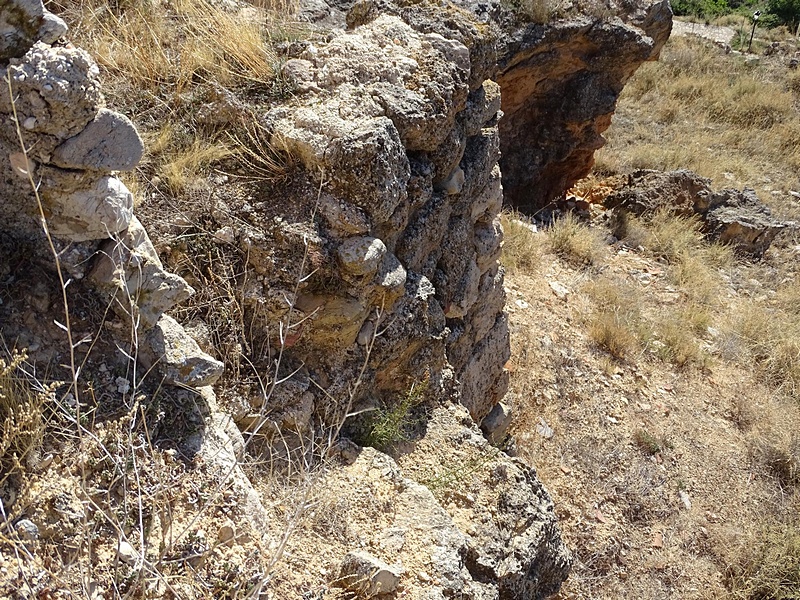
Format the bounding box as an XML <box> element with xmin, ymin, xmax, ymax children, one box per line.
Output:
<box><xmin>633</xmin><ymin>429</ymin><xmax>671</xmax><ymax>455</ymax></box>
<box><xmin>358</xmin><ymin>380</ymin><xmax>428</xmax><ymax>453</ymax></box>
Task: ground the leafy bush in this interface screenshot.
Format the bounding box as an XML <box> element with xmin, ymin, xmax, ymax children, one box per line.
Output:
<box><xmin>357</xmin><ymin>380</ymin><xmax>428</xmax><ymax>453</ymax></box>
<box><xmin>767</xmin><ymin>0</ymin><xmax>800</xmax><ymax>30</ymax></box>
<box><xmin>672</xmin><ymin>0</ymin><xmax>731</xmax><ymax>19</ymax></box>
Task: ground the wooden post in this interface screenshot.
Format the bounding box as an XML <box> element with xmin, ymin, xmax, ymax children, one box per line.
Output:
<box><xmin>749</xmin><ymin>11</ymin><xmax>761</xmax><ymax>53</ymax></box>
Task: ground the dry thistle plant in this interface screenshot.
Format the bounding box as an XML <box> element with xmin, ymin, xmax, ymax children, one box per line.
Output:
<box><xmin>0</xmin><ymin>351</ymin><xmax>56</xmax><ymax>488</ymax></box>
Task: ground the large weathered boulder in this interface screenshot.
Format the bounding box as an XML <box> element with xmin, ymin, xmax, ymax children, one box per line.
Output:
<box><xmin>254</xmin><ymin>11</ymin><xmax>509</xmax><ymax>426</ymax></box>
<box><xmin>604</xmin><ymin>169</ymin><xmax>795</xmax><ymax>255</ymax></box>
<box><xmin>495</xmin><ymin>1</ymin><xmax>672</xmax><ymax>211</ymax></box>
<box><xmin>397</xmin><ymin>405</ymin><xmax>572</xmax><ymax>599</ymax></box>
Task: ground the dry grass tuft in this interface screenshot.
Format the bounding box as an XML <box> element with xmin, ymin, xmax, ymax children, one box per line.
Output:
<box><xmin>546</xmin><ymin>212</ymin><xmax>607</xmax><ymax>266</ymax></box>
<box><xmin>599</xmin><ymin>34</ymin><xmax>800</xmax><ymax>190</ymax></box>
<box><xmin>729</xmin><ymin>304</ymin><xmax>800</xmax><ymax>400</ymax></box>
<box><xmin>652</xmin><ymin>310</ymin><xmax>709</xmax><ymax>368</ymax></box>
<box><xmin>644</xmin><ymin>210</ymin><xmax>733</xmax><ymax>306</ymax></box>
<box><xmin>0</xmin><ymin>351</ymin><xmax>52</xmax><ymax>487</ymax></box>
<box><xmin>632</xmin><ymin>428</ymin><xmax>667</xmax><ymax>455</ymax></box>
<box><xmin>50</xmin><ymin>0</ymin><xmax>301</xmax><ymax>199</ymax></box>
<box><xmin>500</xmin><ymin>211</ymin><xmax>543</xmax><ymax>275</ymax></box>
<box><xmin>584</xmin><ymin>277</ymin><xmax>644</xmax><ymax>359</ymax></box>
<box><xmin>724</xmin><ymin>513</ymin><xmax>800</xmax><ymax>600</ymax></box>
<box><xmin>157</xmin><ymin>137</ymin><xmax>234</xmax><ymax>194</ymax></box>
<box><xmin>52</xmin><ymin>0</ymin><xmax>280</xmax><ymax>93</ymax></box>
<box><xmin>751</xmin><ymin>435</ymin><xmax>800</xmax><ymax>488</ymax></box>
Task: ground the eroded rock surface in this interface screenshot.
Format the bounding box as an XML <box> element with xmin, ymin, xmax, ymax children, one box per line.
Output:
<box><xmin>496</xmin><ymin>0</ymin><xmax>672</xmax><ymax>211</ymax></box>
<box><xmin>250</xmin><ymin>10</ymin><xmax>509</xmax><ymax>426</ymax></box>
<box><xmin>397</xmin><ymin>405</ymin><xmax>572</xmax><ymax>599</ymax></box>
<box><xmin>604</xmin><ymin>169</ymin><xmax>795</xmax><ymax>255</ymax></box>
<box><xmin>0</xmin><ymin>0</ymin><xmax>692</xmax><ymax>595</ymax></box>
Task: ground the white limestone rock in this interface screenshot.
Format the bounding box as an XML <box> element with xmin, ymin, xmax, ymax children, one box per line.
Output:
<box><xmin>140</xmin><ymin>314</ymin><xmax>224</xmax><ymax>388</ymax></box>
<box><xmin>89</xmin><ymin>216</ymin><xmax>194</xmax><ymax>331</ymax></box>
<box><xmin>52</xmin><ymin>109</ymin><xmax>144</xmax><ymax>172</ymax></box>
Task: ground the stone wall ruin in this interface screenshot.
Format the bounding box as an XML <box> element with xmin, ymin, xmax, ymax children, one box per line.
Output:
<box><xmin>0</xmin><ymin>0</ymin><xmax>675</xmax><ymax>596</ymax></box>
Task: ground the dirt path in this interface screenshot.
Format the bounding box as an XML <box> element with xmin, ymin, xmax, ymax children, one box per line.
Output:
<box><xmin>671</xmin><ymin>19</ymin><xmax>737</xmax><ymax>45</ymax></box>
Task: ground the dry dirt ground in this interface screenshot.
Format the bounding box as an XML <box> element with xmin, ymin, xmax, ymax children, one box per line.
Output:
<box><xmin>503</xmin><ymin>214</ymin><xmax>800</xmax><ymax>598</ymax></box>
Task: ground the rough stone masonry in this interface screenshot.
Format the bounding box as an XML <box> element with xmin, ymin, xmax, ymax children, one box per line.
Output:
<box><xmin>0</xmin><ymin>0</ymin><xmax>674</xmax><ymax>596</ymax></box>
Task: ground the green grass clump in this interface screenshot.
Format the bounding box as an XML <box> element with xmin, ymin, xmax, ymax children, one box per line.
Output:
<box><xmin>359</xmin><ymin>380</ymin><xmax>428</xmax><ymax>453</ymax></box>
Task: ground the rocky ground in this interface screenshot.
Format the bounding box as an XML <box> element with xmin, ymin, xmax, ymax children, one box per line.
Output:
<box><xmin>500</xmin><ymin>174</ymin><xmax>800</xmax><ymax>598</ymax></box>
<box><xmin>671</xmin><ymin>19</ymin><xmax>735</xmax><ymax>45</ymax></box>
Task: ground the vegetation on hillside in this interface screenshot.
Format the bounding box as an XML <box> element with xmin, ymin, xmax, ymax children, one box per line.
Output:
<box><xmin>673</xmin><ymin>0</ymin><xmax>800</xmax><ymax>31</ymax></box>
<box><xmin>499</xmin><ymin>29</ymin><xmax>800</xmax><ymax>599</ymax></box>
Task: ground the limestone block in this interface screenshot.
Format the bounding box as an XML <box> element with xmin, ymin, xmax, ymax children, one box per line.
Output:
<box><xmin>1</xmin><ymin>0</ymin><xmax>43</xmax><ymax>60</ymax></box>
<box><xmin>474</xmin><ymin>217</ymin><xmax>503</xmax><ymax>273</ymax></box>
<box><xmin>470</xmin><ymin>265</ymin><xmax>506</xmax><ymax>344</ymax></box>
<box><xmin>305</xmin><ymin>15</ymin><xmax>469</xmax><ymax>151</ymax></box>
<box><xmin>480</xmin><ymin>401</ymin><xmax>512</xmax><ymax>444</ymax></box>
<box><xmin>470</xmin><ymin>165</ymin><xmax>503</xmax><ymax>223</ymax></box>
<box><xmin>37</xmin><ymin>12</ymin><xmax>66</xmax><ymax>44</ymax></box>
<box><xmin>89</xmin><ymin>216</ymin><xmax>194</xmax><ymax>331</ymax></box>
<box><xmin>429</xmin><ymin>122</ymin><xmax>466</xmax><ymax>185</ymax></box>
<box><xmin>2</xmin><ymin>44</ymin><xmax>102</xmax><ymax>146</ymax></box>
<box><xmin>324</xmin><ymin>117</ymin><xmax>409</xmax><ymax>223</ymax></box>
<box><xmin>319</xmin><ymin>193</ymin><xmax>371</xmax><ymax>235</ymax></box>
<box><xmin>272</xmin><ymin>108</ymin><xmax>408</xmax><ymax>224</ymax></box>
<box><xmin>337</xmin><ymin>236</ymin><xmax>387</xmax><ymax>277</ymax></box>
<box><xmin>338</xmin><ymin>551</ymin><xmax>402</xmax><ymax>598</ymax></box>
<box><xmin>446</xmin><ymin>257</ymin><xmax>480</xmax><ymax>318</ymax></box>
<box><xmin>396</xmin><ymin>405</ymin><xmax>572</xmax><ymax>598</ymax></box>
<box><xmin>139</xmin><ymin>314</ymin><xmax>224</xmax><ymax>388</ymax></box>
<box><xmin>374</xmin><ymin>251</ymin><xmax>407</xmax><ymax>305</ymax></box>
<box><xmin>435</xmin><ymin>166</ymin><xmax>465</xmax><ymax>196</ymax></box>
<box><xmin>463</xmin><ymin>80</ymin><xmax>502</xmax><ymax>137</ymax></box>
<box><xmin>321</xmin><ymin>447</ymin><xmax>491</xmax><ymax>598</ymax></box>
<box><xmin>458</xmin><ymin>128</ymin><xmax>501</xmax><ymax>207</ymax></box>
<box><xmin>395</xmin><ymin>193</ymin><xmax>452</xmax><ymax>274</ymax></box>
<box><xmin>40</xmin><ymin>173</ymin><xmax>134</xmax><ymax>242</ymax></box>
<box><xmin>459</xmin><ymin>314</ymin><xmax>510</xmax><ymax>422</ymax></box>
<box><xmin>295</xmin><ymin>294</ymin><xmax>370</xmax><ymax>348</ymax></box>
<box><xmin>52</xmin><ymin>109</ymin><xmax>144</xmax><ymax>172</ymax></box>
<box><xmin>605</xmin><ymin>170</ymin><xmax>794</xmax><ymax>256</ymax></box>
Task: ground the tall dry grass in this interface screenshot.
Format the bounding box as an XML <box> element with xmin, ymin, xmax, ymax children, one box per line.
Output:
<box><xmin>597</xmin><ymin>35</ymin><xmax>800</xmax><ymax>190</ymax></box>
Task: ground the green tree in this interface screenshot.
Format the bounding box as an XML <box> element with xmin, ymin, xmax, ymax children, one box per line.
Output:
<box><xmin>767</xmin><ymin>0</ymin><xmax>800</xmax><ymax>29</ymax></box>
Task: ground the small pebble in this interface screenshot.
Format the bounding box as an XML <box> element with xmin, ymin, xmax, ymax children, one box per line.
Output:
<box><xmin>218</xmin><ymin>524</ymin><xmax>235</xmax><ymax>546</ymax></box>
<box><xmin>117</xmin><ymin>540</ymin><xmax>137</xmax><ymax>564</ymax></box>
<box><xmin>15</xmin><ymin>519</ymin><xmax>38</xmax><ymax>542</ymax></box>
